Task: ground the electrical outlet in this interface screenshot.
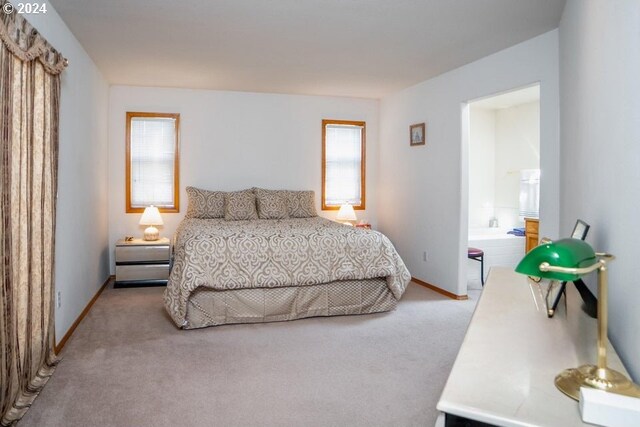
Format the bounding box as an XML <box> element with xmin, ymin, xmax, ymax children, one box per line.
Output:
<box><xmin>423</xmin><ymin>251</ymin><xmax>428</xmax><ymax>262</ymax></box>
<box><xmin>56</xmin><ymin>291</ymin><xmax>61</xmax><ymax>308</ymax></box>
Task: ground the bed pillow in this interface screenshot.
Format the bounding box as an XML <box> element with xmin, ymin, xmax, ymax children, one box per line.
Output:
<box><xmin>185</xmin><ymin>187</ymin><xmax>225</xmax><ymax>218</ymax></box>
<box><xmin>287</xmin><ymin>190</ymin><xmax>317</xmax><ymax>218</ymax></box>
<box><xmin>255</xmin><ymin>188</ymin><xmax>289</xmax><ymax>219</ymax></box>
<box><xmin>225</xmin><ymin>190</ymin><xmax>259</xmax><ymax>221</ymax></box>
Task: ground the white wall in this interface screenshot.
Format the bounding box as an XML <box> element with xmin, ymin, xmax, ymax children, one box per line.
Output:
<box><xmin>559</xmin><ymin>0</ymin><xmax>640</xmax><ymax>380</ymax></box>
<box><xmin>27</xmin><ymin>2</ymin><xmax>110</xmax><ymax>342</ymax></box>
<box><xmin>378</xmin><ymin>30</ymin><xmax>559</xmax><ymax>296</ymax></box>
<box><xmin>469</xmin><ymin>101</ymin><xmax>540</xmax><ymax>231</ymax></box>
<box><xmin>468</xmin><ymin>107</ymin><xmax>496</xmax><ymax>228</ymax></box>
<box><xmin>494</xmin><ymin>101</ymin><xmax>540</xmax><ymax>229</ymax></box>
<box><xmin>108</xmin><ymin>87</ymin><xmax>379</xmax><ymax>271</ymax></box>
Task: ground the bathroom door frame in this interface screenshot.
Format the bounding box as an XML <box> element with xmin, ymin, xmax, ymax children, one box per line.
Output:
<box><xmin>459</xmin><ymin>82</ymin><xmax>558</xmax><ymax>294</ymax></box>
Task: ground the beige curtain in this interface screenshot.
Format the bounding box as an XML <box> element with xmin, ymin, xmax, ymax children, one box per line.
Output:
<box><xmin>0</xmin><ymin>3</ymin><xmax>67</xmax><ymax>425</ymax></box>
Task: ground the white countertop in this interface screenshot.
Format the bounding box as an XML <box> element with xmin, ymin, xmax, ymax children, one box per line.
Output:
<box><xmin>437</xmin><ymin>267</ymin><xmax>630</xmax><ymax>427</ymax></box>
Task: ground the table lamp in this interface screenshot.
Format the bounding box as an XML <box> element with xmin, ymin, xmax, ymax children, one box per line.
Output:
<box><xmin>336</xmin><ymin>203</ymin><xmax>357</xmax><ymax>226</ymax></box>
<box><xmin>515</xmin><ymin>238</ymin><xmax>640</xmax><ymax>400</ymax></box>
<box><xmin>139</xmin><ymin>205</ymin><xmax>163</xmax><ymax>241</ymax></box>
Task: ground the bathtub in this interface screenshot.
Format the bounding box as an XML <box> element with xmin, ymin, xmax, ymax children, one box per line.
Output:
<box><xmin>468</xmin><ymin>227</ymin><xmax>525</xmax><ymax>289</ymax></box>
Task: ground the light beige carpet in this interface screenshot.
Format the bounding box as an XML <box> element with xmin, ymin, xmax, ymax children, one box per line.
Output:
<box><xmin>19</xmin><ymin>282</ymin><xmax>479</xmax><ymax>427</ymax></box>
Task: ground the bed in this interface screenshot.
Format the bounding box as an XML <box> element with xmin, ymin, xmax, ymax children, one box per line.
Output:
<box><xmin>164</xmin><ymin>187</ymin><xmax>411</xmax><ymax>329</ymax></box>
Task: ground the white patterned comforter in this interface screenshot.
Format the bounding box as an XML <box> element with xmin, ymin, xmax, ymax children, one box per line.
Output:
<box><xmin>164</xmin><ymin>217</ymin><xmax>411</xmax><ymax>327</ymax></box>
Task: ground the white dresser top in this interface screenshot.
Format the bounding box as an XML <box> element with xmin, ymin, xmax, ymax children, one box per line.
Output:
<box><xmin>437</xmin><ymin>267</ymin><xmax>630</xmax><ymax>427</ymax></box>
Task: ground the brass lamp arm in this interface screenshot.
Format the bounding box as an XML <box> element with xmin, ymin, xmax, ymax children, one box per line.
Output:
<box><xmin>539</xmin><ymin>260</ymin><xmax>604</xmax><ymax>275</ymax></box>
<box><xmin>539</xmin><ymin>253</ymin><xmax>614</xmax><ymax>276</ymax></box>
<box><xmin>595</xmin><ymin>252</ymin><xmax>615</xmax><ymax>261</ymax></box>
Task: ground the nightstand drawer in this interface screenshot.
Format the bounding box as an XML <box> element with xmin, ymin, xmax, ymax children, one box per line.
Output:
<box><xmin>116</xmin><ymin>264</ymin><xmax>170</xmax><ymax>282</ymax></box>
<box><xmin>116</xmin><ymin>245</ymin><xmax>169</xmax><ymax>263</ymax></box>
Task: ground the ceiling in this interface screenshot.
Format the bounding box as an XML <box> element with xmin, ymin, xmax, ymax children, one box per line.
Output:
<box><xmin>471</xmin><ymin>85</ymin><xmax>540</xmax><ymax>110</ymax></box>
<box><xmin>50</xmin><ymin>0</ymin><xmax>566</xmax><ymax>99</ymax></box>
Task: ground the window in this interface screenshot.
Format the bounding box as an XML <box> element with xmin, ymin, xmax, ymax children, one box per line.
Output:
<box><xmin>322</xmin><ymin>119</ymin><xmax>366</xmax><ymax>210</ymax></box>
<box><xmin>126</xmin><ymin>112</ymin><xmax>180</xmax><ymax>213</ymax></box>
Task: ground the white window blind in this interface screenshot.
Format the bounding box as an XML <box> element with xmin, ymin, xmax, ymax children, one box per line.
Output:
<box><xmin>324</xmin><ymin>123</ymin><xmax>364</xmax><ymax>207</ymax></box>
<box><xmin>129</xmin><ymin>116</ymin><xmax>177</xmax><ymax>209</ymax></box>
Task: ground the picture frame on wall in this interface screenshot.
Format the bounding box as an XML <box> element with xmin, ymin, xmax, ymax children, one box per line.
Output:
<box><xmin>410</xmin><ymin>123</ymin><xmax>425</xmax><ymax>146</ymax></box>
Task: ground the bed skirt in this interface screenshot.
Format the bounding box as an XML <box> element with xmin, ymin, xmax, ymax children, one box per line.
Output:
<box><xmin>184</xmin><ymin>278</ymin><xmax>396</xmax><ymax>329</ymax></box>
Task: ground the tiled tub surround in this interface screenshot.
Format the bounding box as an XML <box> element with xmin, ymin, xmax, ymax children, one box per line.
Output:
<box><xmin>467</xmin><ymin>228</ymin><xmax>524</xmax><ymax>289</ymax></box>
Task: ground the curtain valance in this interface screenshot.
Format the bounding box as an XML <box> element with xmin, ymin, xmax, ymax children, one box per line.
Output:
<box><xmin>0</xmin><ymin>0</ymin><xmax>67</xmax><ymax>74</ymax></box>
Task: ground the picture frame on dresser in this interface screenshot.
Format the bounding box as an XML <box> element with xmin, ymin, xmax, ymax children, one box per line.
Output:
<box><xmin>547</xmin><ymin>219</ymin><xmax>594</xmax><ymax>318</ymax></box>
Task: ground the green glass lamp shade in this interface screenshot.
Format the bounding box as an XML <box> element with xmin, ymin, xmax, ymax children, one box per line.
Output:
<box><xmin>515</xmin><ymin>238</ymin><xmax>598</xmax><ymax>282</ymax></box>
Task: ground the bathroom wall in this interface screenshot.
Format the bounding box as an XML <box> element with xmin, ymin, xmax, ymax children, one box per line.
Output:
<box><xmin>494</xmin><ymin>101</ymin><xmax>540</xmax><ymax>229</ymax></box>
<box><xmin>468</xmin><ymin>107</ymin><xmax>496</xmax><ymax>228</ymax></box>
<box><xmin>468</xmin><ymin>100</ymin><xmax>540</xmax><ymax>231</ymax></box>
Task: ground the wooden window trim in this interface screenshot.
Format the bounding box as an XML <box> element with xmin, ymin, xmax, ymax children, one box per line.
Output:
<box><xmin>126</xmin><ymin>112</ymin><xmax>180</xmax><ymax>213</ymax></box>
<box><xmin>321</xmin><ymin>119</ymin><xmax>366</xmax><ymax>211</ymax></box>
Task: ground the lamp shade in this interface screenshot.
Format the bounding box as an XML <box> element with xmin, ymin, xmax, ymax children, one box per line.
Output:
<box><xmin>515</xmin><ymin>238</ymin><xmax>597</xmax><ymax>282</ymax></box>
<box><xmin>139</xmin><ymin>206</ymin><xmax>163</xmax><ymax>226</ymax></box>
<box><xmin>336</xmin><ymin>203</ymin><xmax>357</xmax><ymax>221</ymax></box>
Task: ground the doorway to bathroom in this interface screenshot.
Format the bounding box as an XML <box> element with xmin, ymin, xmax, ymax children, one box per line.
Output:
<box><xmin>467</xmin><ymin>84</ymin><xmax>540</xmax><ymax>290</ymax></box>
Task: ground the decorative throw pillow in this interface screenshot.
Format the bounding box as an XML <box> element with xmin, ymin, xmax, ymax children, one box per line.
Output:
<box><xmin>287</xmin><ymin>190</ymin><xmax>317</xmax><ymax>218</ymax></box>
<box><xmin>185</xmin><ymin>187</ymin><xmax>225</xmax><ymax>218</ymax></box>
<box><xmin>225</xmin><ymin>190</ymin><xmax>259</xmax><ymax>221</ymax></box>
<box><xmin>255</xmin><ymin>188</ymin><xmax>289</xmax><ymax>219</ymax></box>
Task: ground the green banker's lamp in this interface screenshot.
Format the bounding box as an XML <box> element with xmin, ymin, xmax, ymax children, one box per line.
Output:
<box><xmin>515</xmin><ymin>238</ymin><xmax>640</xmax><ymax>400</ymax></box>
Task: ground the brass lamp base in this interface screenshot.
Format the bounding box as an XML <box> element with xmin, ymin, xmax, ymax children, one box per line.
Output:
<box><xmin>555</xmin><ymin>365</ymin><xmax>640</xmax><ymax>400</ymax></box>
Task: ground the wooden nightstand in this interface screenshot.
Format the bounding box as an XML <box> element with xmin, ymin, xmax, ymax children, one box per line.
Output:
<box><xmin>115</xmin><ymin>238</ymin><xmax>171</xmax><ymax>288</ymax></box>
